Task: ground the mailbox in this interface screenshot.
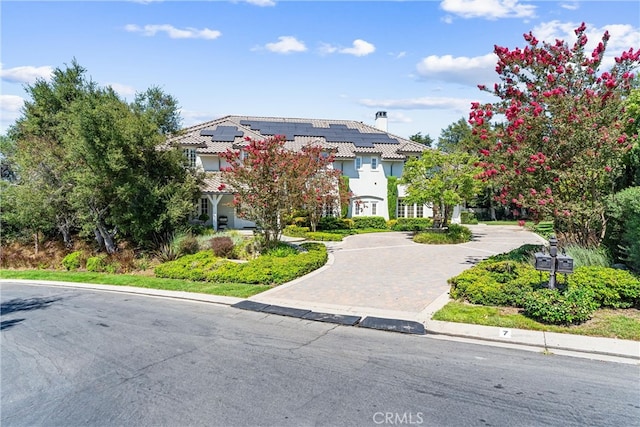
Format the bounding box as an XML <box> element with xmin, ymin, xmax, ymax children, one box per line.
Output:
<box><xmin>556</xmin><ymin>254</ymin><xmax>574</xmax><ymax>274</ymax></box>
<box><xmin>534</xmin><ymin>252</ymin><xmax>553</xmax><ymax>271</ymax></box>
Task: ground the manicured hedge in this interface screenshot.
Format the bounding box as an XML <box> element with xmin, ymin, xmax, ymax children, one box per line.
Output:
<box><xmin>305</xmin><ymin>232</ymin><xmax>344</xmax><ymax>241</ymax></box>
<box><xmin>351</xmin><ymin>216</ymin><xmax>388</xmax><ymax>229</ymax></box>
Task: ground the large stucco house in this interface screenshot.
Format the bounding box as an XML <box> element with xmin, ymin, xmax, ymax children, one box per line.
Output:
<box><xmin>168</xmin><ymin>112</ymin><xmax>437</xmax><ymax>230</ymax></box>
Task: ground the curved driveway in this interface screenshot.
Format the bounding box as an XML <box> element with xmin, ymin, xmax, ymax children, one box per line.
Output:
<box><xmin>250</xmin><ymin>225</ymin><xmax>545</xmax><ymax>320</ymax></box>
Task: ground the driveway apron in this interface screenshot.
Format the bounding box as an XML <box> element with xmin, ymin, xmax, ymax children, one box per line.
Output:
<box><xmin>250</xmin><ymin>225</ymin><xmax>545</xmax><ymax>317</ymax></box>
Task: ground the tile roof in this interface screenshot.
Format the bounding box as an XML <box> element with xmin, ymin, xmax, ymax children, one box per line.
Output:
<box><xmin>201</xmin><ymin>172</ymin><xmax>227</xmax><ymax>193</ymax></box>
<box><xmin>168</xmin><ymin>114</ymin><xmax>429</xmax><ymax>161</ymax></box>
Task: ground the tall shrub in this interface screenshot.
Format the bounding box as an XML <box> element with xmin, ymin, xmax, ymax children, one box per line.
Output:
<box><xmin>605</xmin><ymin>186</ymin><xmax>640</xmax><ymax>271</ymax></box>
<box><xmin>387</xmin><ymin>176</ymin><xmax>398</xmax><ymax>220</ymax></box>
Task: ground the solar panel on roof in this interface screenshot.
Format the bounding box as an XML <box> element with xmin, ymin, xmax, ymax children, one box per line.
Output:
<box><xmin>200</xmin><ymin>126</ymin><xmax>244</xmax><ymax>142</ymax></box>
<box><xmin>236</xmin><ymin>119</ymin><xmax>400</xmax><ymax>145</ymax></box>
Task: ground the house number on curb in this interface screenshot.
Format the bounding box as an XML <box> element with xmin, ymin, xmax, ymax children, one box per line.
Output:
<box><xmin>499</xmin><ymin>328</ymin><xmax>512</xmax><ymax>338</ymax></box>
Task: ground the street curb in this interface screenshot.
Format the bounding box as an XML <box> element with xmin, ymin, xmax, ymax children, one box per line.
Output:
<box><xmin>0</xmin><ymin>279</ymin><xmax>244</xmax><ymax>306</ymax></box>
<box><xmin>3</xmin><ymin>279</ymin><xmax>639</xmax><ymax>363</ymax></box>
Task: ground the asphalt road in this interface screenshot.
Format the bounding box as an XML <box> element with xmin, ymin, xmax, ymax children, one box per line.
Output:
<box><xmin>2</xmin><ymin>283</ymin><xmax>639</xmax><ymax>427</ymax></box>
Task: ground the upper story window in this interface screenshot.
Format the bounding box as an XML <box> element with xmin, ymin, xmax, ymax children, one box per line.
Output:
<box><xmin>183</xmin><ymin>148</ymin><xmax>197</xmax><ymax>168</ymax></box>
<box><xmin>355</xmin><ymin>156</ymin><xmax>363</xmax><ymax>170</ymax></box>
<box><xmin>371</xmin><ymin>157</ymin><xmax>378</xmax><ymax>170</ymax></box>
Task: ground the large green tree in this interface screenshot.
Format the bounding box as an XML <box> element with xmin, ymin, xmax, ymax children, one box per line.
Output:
<box><xmin>400</xmin><ymin>150</ymin><xmax>481</xmax><ymax>227</ymax></box>
<box><xmin>437</xmin><ymin>117</ymin><xmax>472</xmax><ymax>153</ymax></box>
<box><xmin>468</xmin><ymin>23</ymin><xmax>639</xmax><ymax>246</ymax></box>
<box><xmin>409</xmin><ymin>132</ymin><xmax>434</xmax><ymax>147</ymax></box>
<box><xmin>7</xmin><ymin>60</ymin><xmax>200</xmax><ymax>252</ymax></box>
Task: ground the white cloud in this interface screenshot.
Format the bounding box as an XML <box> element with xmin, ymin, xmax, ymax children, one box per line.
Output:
<box><xmin>440</xmin><ymin>0</ymin><xmax>536</xmax><ymax>20</ymax></box>
<box><xmin>318</xmin><ymin>42</ymin><xmax>338</xmax><ymax>55</ymax></box>
<box><xmin>0</xmin><ymin>95</ymin><xmax>25</xmax><ymax>132</ymax></box>
<box><xmin>125</xmin><ymin>24</ymin><xmax>221</xmax><ymax>40</ymax></box>
<box><xmin>244</xmin><ymin>0</ymin><xmax>276</xmax><ymax>6</ymax></box>
<box><xmin>388</xmin><ymin>112</ymin><xmax>413</xmax><ymax>124</ymax></box>
<box><xmin>416</xmin><ymin>53</ymin><xmax>497</xmax><ymax>86</ymax></box>
<box><xmin>340</xmin><ymin>39</ymin><xmax>376</xmax><ymax>57</ymax></box>
<box><xmin>359</xmin><ymin>96</ymin><xmax>473</xmax><ymax>113</ymax></box>
<box><xmin>0</xmin><ymin>64</ymin><xmax>53</xmax><ymax>84</ymax></box>
<box><xmin>390</xmin><ymin>51</ymin><xmax>407</xmax><ymax>59</ymax></box>
<box><xmin>560</xmin><ymin>2</ymin><xmax>579</xmax><ymax>10</ymax></box>
<box><xmin>107</xmin><ymin>83</ymin><xmax>137</xmax><ymax>98</ymax></box>
<box><xmin>265</xmin><ymin>36</ymin><xmax>307</xmax><ymax>54</ymax></box>
<box><xmin>180</xmin><ymin>109</ymin><xmax>216</xmax><ymax>128</ymax></box>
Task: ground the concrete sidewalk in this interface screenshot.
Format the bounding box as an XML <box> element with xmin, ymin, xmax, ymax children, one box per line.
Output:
<box><xmin>3</xmin><ymin>225</ymin><xmax>638</xmax><ymax>363</ymax></box>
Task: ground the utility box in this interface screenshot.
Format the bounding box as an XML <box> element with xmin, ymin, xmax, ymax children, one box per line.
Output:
<box><xmin>534</xmin><ymin>252</ymin><xmax>553</xmax><ymax>271</ymax></box>
<box><xmin>556</xmin><ymin>254</ymin><xmax>574</xmax><ymax>274</ymax></box>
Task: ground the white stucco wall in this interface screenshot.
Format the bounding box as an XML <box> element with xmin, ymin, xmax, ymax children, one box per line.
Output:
<box><xmin>200</xmin><ymin>155</ymin><xmax>220</xmax><ymax>172</ymax></box>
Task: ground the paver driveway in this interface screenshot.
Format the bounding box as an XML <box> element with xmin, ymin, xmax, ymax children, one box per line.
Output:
<box><xmin>250</xmin><ymin>225</ymin><xmax>545</xmax><ymax>318</ymax></box>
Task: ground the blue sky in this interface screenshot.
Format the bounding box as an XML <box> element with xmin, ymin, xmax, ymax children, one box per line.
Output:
<box><xmin>1</xmin><ymin>1</ymin><xmax>639</xmax><ymax>140</ymax></box>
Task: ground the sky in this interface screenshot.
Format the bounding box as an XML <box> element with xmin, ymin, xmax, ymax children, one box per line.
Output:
<box><xmin>1</xmin><ymin>0</ymin><xmax>639</xmax><ymax>141</ymax></box>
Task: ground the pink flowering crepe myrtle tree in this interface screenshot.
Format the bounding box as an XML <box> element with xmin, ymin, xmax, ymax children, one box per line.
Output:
<box><xmin>468</xmin><ymin>22</ymin><xmax>640</xmax><ymax>246</ymax></box>
<box><xmin>219</xmin><ymin>135</ymin><xmax>342</xmax><ymax>248</ymax></box>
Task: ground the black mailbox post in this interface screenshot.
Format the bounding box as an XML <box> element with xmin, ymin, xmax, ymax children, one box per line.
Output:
<box><xmin>534</xmin><ymin>235</ymin><xmax>574</xmax><ymax>289</ymax></box>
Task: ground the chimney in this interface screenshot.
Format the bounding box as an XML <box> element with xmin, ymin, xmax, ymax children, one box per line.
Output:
<box><xmin>375</xmin><ymin>111</ymin><xmax>387</xmax><ymax>132</ymax></box>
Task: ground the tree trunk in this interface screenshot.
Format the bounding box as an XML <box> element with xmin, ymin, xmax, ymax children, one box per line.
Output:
<box><xmin>58</xmin><ymin>221</ymin><xmax>73</xmax><ymax>248</ymax></box>
<box><xmin>96</xmin><ymin>221</ymin><xmax>117</xmax><ymax>254</ymax></box>
<box><xmin>442</xmin><ymin>204</ymin><xmax>451</xmax><ymax>227</ymax></box>
<box><xmin>432</xmin><ymin>205</ymin><xmax>442</xmax><ymax>228</ymax></box>
<box><xmin>94</xmin><ymin>228</ymin><xmax>105</xmax><ymax>249</ymax></box>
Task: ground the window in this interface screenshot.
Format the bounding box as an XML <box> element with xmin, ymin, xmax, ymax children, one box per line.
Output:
<box><xmin>416</xmin><ymin>204</ymin><xmax>423</xmax><ymax>218</ymax></box>
<box><xmin>355</xmin><ymin>156</ymin><xmax>363</xmax><ymax>170</ymax></box>
<box><xmin>407</xmin><ymin>204</ymin><xmax>415</xmax><ymax>218</ymax></box>
<box><xmin>398</xmin><ymin>199</ymin><xmax>406</xmax><ymax>218</ymax></box>
<box><xmin>183</xmin><ymin>148</ymin><xmax>197</xmax><ymax>168</ymax></box>
<box><xmin>200</xmin><ymin>198</ymin><xmax>209</xmax><ymax>219</ymax></box>
<box><xmin>371</xmin><ymin>202</ymin><xmax>377</xmax><ymax>216</ymax></box>
<box><xmin>371</xmin><ymin>157</ymin><xmax>378</xmax><ymax>170</ymax></box>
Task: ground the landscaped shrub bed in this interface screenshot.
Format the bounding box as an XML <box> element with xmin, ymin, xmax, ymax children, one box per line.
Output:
<box><xmin>154</xmin><ymin>251</ymin><xmax>223</xmax><ymax>281</ymax></box>
<box><xmin>207</xmin><ymin>242</ymin><xmax>327</xmax><ymax>285</ymax></box>
<box><xmin>413</xmin><ymin>224</ymin><xmax>472</xmax><ymax>244</ymax></box>
<box><xmin>390</xmin><ymin>218</ymin><xmax>433</xmax><ymax>231</ymax></box>
<box><xmin>448</xmin><ymin>245</ymin><xmax>640</xmax><ymax>325</ymax></box>
<box><xmin>154</xmin><ymin>242</ymin><xmax>328</xmax><ymax>286</ymax></box>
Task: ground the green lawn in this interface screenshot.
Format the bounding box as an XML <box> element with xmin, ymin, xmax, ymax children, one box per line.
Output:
<box><xmin>0</xmin><ymin>270</ymin><xmax>270</xmax><ymax>298</ymax></box>
<box><xmin>433</xmin><ymin>301</ymin><xmax>640</xmax><ymax>341</ymax></box>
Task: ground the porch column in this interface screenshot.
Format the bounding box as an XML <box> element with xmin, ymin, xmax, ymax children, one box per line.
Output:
<box><xmin>207</xmin><ymin>194</ymin><xmax>223</xmax><ymax>230</ymax></box>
